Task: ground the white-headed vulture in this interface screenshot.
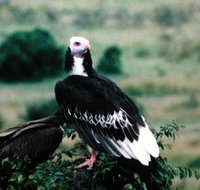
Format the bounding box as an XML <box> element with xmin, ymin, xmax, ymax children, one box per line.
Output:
<box><xmin>55</xmin><ymin>36</ymin><xmax>159</xmax><ymax>169</ymax></box>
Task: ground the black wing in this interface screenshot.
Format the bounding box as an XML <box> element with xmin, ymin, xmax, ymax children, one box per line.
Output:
<box><xmin>0</xmin><ymin>113</ymin><xmax>64</xmax><ymax>166</ymax></box>
<box><xmin>92</xmin><ymin>73</ymin><xmax>145</xmax><ymax>126</ymax></box>
<box><xmin>55</xmin><ymin>75</ymin><xmax>150</xmax><ymax>159</ymax></box>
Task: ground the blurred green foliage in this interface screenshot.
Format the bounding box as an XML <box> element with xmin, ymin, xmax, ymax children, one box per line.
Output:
<box><xmin>124</xmin><ymin>83</ymin><xmax>191</xmax><ymax>97</ymax></box>
<box><xmin>158</xmin><ymin>33</ymin><xmax>200</xmax><ymax>61</ymax></box>
<box><xmin>181</xmin><ymin>94</ymin><xmax>199</xmax><ymax>109</ymax></box>
<box><xmin>0</xmin><ymin>114</ymin><xmax>4</xmax><ymax>130</ymax></box>
<box><xmin>24</xmin><ymin>98</ymin><xmax>58</xmax><ymax>121</ymax></box>
<box><xmin>187</xmin><ymin>156</ymin><xmax>200</xmax><ymax>169</ymax></box>
<box><xmin>154</xmin><ymin>4</ymin><xmax>191</xmax><ymax>27</ymax></box>
<box><xmin>134</xmin><ymin>45</ymin><xmax>151</xmax><ymax>58</ymax></box>
<box><xmin>74</xmin><ymin>10</ymin><xmax>105</xmax><ymax>28</ymax></box>
<box><xmin>0</xmin><ymin>28</ymin><xmax>63</xmax><ymax>82</ymax></box>
<box><xmin>97</xmin><ymin>46</ymin><xmax>122</xmax><ymax>74</ymax></box>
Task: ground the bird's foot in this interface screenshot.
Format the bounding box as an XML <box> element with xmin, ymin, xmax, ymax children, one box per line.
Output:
<box><xmin>75</xmin><ymin>151</ymin><xmax>97</xmax><ymax>169</ymax></box>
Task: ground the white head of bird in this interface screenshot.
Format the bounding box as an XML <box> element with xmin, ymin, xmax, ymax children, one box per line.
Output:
<box><xmin>67</xmin><ymin>36</ymin><xmax>92</xmax><ymax>76</ymax></box>
<box><xmin>69</xmin><ymin>36</ymin><xmax>91</xmax><ymax>57</ymax></box>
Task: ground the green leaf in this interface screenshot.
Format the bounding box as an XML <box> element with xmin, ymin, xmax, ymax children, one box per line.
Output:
<box><xmin>1</xmin><ymin>157</ymin><xmax>10</xmax><ymax>165</ymax></box>
<box><xmin>123</xmin><ymin>183</ymin><xmax>134</xmax><ymax>190</ymax></box>
<box><xmin>37</xmin><ymin>186</ymin><xmax>45</xmax><ymax>190</ymax></box>
<box><xmin>17</xmin><ymin>174</ymin><xmax>24</xmax><ymax>184</ymax></box>
<box><xmin>54</xmin><ymin>172</ymin><xmax>64</xmax><ymax>176</ymax></box>
<box><xmin>29</xmin><ymin>174</ymin><xmax>35</xmax><ymax>180</ymax></box>
<box><xmin>195</xmin><ymin>171</ymin><xmax>200</xmax><ymax>179</ymax></box>
<box><xmin>187</xmin><ymin>168</ymin><xmax>192</xmax><ymax>178</ymax></box>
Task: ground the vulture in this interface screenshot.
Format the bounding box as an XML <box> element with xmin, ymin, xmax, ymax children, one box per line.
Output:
<box><xmin>55</xmin><ymin>36</ymin><xmax>159</xmax><ymax>169</ymax></box>
<box><xmin>0</xmin><ymin>112</ymin><xmax>64</xmax><ymax>169</ymax></box>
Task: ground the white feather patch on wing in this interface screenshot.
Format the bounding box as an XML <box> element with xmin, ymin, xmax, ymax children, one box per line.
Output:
<box><xmin>130</xmin><ymin>139</ymin><xmax>151</xmax><ymax>165</ymax></box>
<box><xmin>116</xmin><ymin>139</ymin><xmax>133</xmax><ymax>159</ymax></box>
<box><xmin>113</xmin><ymin>116</ymin><xmax>159</xmax><ymax>165</ymax></box>
<box><xmin>137</xmin><ymin>116</ymin><xmax>160</xmax><ymax>158</ymax></box>
<box><xmin>115</xmin><ymin>137</ymin><xmax>151</xmax><ymax>165</ymax></box>
<box><xmin>68</xmin><ymin>106</ymin><xmax>159</xmax><ymax>165</ymax></box>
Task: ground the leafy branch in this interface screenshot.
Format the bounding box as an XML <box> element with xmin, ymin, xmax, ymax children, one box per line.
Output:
<box><xmin>0</xmin><ymin>121</ymin><xmax>199</xmax><ymax>190</ymax></box>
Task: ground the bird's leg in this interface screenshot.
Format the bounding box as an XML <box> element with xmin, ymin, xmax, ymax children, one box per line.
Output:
<box><xmin>75</xmin><ymin>149</ymin><xmax>98</xmax><ymax>169</ymax></box>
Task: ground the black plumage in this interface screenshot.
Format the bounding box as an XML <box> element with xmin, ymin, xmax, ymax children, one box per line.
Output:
<box><xmin>55</xmin><ymin>37</ymin><xmax>159</xmax><ymax>166</ymax></box>
<box><xmin>55</xmin><ymin>73</ymin><xmax>140</xmax><ymax>157</ymax></box>
<box><xmin>0</xmin><ymin>112</ymin><xmax>64</xmax><ymax>168</ymax></box>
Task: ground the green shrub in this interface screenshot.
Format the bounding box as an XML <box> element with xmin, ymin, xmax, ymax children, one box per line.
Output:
<box><xmin>0</xmin><ymin>28</ymin><xmax>63</xmax><ymax>82</ymax></box>
<box><xmin>124</xmin><ymin>83</ymin><xmax>189</xmax><ymax>97</ymax></box>
<box><xmin>1</xmin><ymin>121</ymin><xmax>199</xmax><ymax>189</ymax></box>
<box><xmin>154</xmin><ymin>4</ymin><xmax>191</xmax><ymax>27</ymax></box>
<box><xmin>24</xmin><ymin>98</ymin><xmax>58</xmax><ymax>121</ymax></box>
<box><xmin>194</xmin><ymin>43</ymin><xmax>200</xmax><ymax>62</ymax></box>
<box><xmin>74</xmin><ymin>10</ymin><xmax>105</xmax><ymax>28</ymax></box>
<box><xmin>182</xmin><ymin>94</ymin><xmax>199</xmax><ymax>109</ymax></box>
<box><xmin>187</xmin><ymin>156</ymin><xmax>200</xmax><ymax>169</ymax></box>
<box><xmin>115</xmin><ymin>8</ymin><xmax>131</xmax><ymax>26</ymax></box>
<box><xmin>132</xmin><ymin>11</ymin><xmax>146</xmax><ymax>27</ymax></box>
<box><xmin>155</xmin><ymin>66</ymin><xmax>166</xmax><ymax>77</ymax></box>
<box><xmin>97</xmin><ymin>46</ymin><xmax>122</xmax><ymax>74</ymax></box>
<box><xmin>0</xmin><ymin>114</ymin><xmax>4</xmax><ymax>130</ymax></box>
<box><xmin>134</xmin><ymin>45</ymin><xmax>151</xmax><ymax>58</ymax></box>
<box><xmin>159</xmin><ymin>33</ymin><xmax>198</xmax><ymax>61</ymax></box>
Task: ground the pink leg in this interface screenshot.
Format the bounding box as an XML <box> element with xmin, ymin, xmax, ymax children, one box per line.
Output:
<box><xmin>75</xmin><ymin>150</ymin><xmax>98</xmax><ymax>169</ymax></box>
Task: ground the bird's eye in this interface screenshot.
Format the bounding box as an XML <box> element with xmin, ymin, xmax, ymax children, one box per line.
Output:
<box><xmin>74</xmin><ymin>42</ymin><xmax>81</xmax><ymax>46</ymax></box>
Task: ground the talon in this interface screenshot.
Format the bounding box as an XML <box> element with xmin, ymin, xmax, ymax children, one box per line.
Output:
<box><xmin>75</xmin><ymin>150</ymin><xmax>97</xmax><ymax>169</ymax></box>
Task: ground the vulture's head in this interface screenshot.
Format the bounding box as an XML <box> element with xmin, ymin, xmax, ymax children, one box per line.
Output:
<box><xmin>69</xmin><ymin>36</ymin><xmax>91</xmax><ymax>57</ymax></box>
<box><xmin>65</xmin><ymin>36</ymin><xmax>93</xmax><ymax>76</ymax></box>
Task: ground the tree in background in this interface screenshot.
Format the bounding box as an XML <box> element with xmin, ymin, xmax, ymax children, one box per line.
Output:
<box><xmin>0</xmin><ymin>28</ymin><xmax>63</xmax><ymax>82</ymax></box>
<box><xmin>24</xmin><ymin>98</ymin><xmax>58</xmax><ymax>121</ymax></box>
<box><xmin>97</xmin><ymin>46</ymin><xmax>122</xmax><ymax>74</ymax></box>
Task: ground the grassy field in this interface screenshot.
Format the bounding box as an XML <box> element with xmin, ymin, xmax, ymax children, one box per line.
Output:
<box><xmin>0</xmin><ymin>0</ymin><xmax>200</xmax><ymax>189</ymax></box>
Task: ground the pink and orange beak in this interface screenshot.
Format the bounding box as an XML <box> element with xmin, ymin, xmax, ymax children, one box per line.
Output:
<box><xmin>85</xmin><ymin>43</ymin><xmax>91</xmax><ymax>51</ymax></box>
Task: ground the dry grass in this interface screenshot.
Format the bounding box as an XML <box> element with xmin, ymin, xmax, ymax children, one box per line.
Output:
<box><xmin>161</xmin><ymin>132</ymin><xmax>200</xmax><ymax>165</ymax></box>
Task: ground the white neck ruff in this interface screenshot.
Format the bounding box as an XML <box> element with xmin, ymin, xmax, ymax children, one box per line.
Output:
<box><xmin>70</xmin><ymin>57</ymin><xmax>88</xmax><ymax>76</ymax></box>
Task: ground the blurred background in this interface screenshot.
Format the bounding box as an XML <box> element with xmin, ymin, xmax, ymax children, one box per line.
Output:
<box><xmin>0</xmin><ymin>0</ymin><xmax>199</xmax><ymax>189</ymax></box>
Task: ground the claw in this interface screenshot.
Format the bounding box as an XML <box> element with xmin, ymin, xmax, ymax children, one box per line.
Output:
<box><xmin>75</xmin><ymin>150</ymin><xmax>97</xmax><ymax>169</ymax></box>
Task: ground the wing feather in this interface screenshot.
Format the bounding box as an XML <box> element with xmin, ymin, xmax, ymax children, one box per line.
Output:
<box><xmin>55</xmin><ymin>76</ymin><xmax>159</xmax><ymax>165</ymax></box>
<box><xmin>0</xmin><ymin>114</ymin><xmax>63</xmax><ymax>149</ymax></box>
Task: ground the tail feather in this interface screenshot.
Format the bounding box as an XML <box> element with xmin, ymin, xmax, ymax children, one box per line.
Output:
<box><xmin>138</xmin><ymin>125</ymin><xmax>159</xmax><ymax>158</ymax></box>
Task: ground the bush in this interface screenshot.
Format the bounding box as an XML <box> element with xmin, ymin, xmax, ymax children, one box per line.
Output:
<box><xmin>132</xmin><ymin>11</ymin><xmax>146</xmax><ymax>27</ymax></box>
<box><xmin>194</xmin><ymin>43</ymin><xmax>200</xmax><ymax>62</ymax></box>
<box><xmin>159</xmin><ymin>33</ymin><xmax>198</xmax><ymax>61</ymax></box>
<box><xmin>124</xmin><ymin>83</ymin><xmax>188</xmax><ymax>97</ymax></box>
<box><xmin>115</xmin><ymin>8</ymin><xmax>131</xmax><ymax>26</ymax></box>
<box><xmin>182</xmin><ymin>94</ymin><xmax>199</xmax><ymax>109</ymax></box>
<box><xmin>154</xmin><ymin>4</ymin><xmax>191</xmax><ymax>27</ymax></box>
<box><xmin>97</xmin><ymin>46</ymin><xmax>122</xmax><ymax>74</ymax></box>
<box><xmin>188</xmin><ymin>156</ymin><xmax>200</xmax><ymax>169</ymax></box>
<box><xmin>0</xmin><ymin>28</ymin><xmax>63</xmax><ymax>82</ymax></box>
<box><xmin>1</xmin><ymin>121</ymin><xmax>199</xmax><ymax>189</ymax></box>
<box><xmin>0</xmin><ymin>114</ymin><xmax>4</xmax><ymax>130</ymax></box>
<box><xmin>74</xmin><ymin>10</ymin><xmax>105</xmax><ymax>28</ymax></box>
<box><xmin>134</xmin><ymin>45</ymin><xmax>151</xmax><ymax>58</ymax></box>
<box><xmin>24</xmin><ymin>98</ymin><xmax>58</xmax><ymax>121</ymax></box>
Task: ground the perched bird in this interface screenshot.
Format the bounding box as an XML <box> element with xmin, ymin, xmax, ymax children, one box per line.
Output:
<box><xmin>0</xmin><ymin>112</ymin><xmax>64</xmax><ymax>169</ymax></box>
<box><xmin>55</xmin><ymin>36</ymin><xmax>159</xmax><ymax>169</ymax></box>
